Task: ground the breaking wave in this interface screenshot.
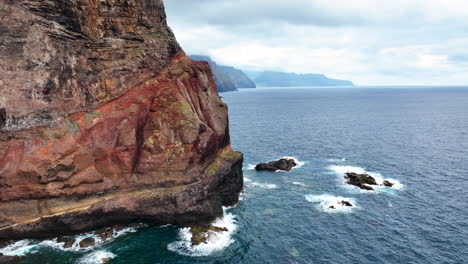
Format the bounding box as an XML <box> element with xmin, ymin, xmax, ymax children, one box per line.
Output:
<box><xmin>328</xmin><ymin>165</ymin><xmax>404</xmax><ymax>192</ymax></box>
<box><xmin>167</xmin><ymin>207</ymin><xmax>237</xmax><ymax>257</ymax></box>
<box><xmin>305</xmin><ymin>194</ymin><xmax>358</xmax><ymax>213</ymax></box>
<box><xmin>0</xmin><ymin>226</ymin><xmax>139</xmax><ymax>256</ymax></box>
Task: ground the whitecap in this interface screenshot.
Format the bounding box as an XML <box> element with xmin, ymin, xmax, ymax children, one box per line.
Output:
<box><xmin>243</xmin><ymin>177</ymin><xmax>252</xmax><ymax>183</ymax></box>
<box><xmin>249</xmin><ymin>182</ymin><xmax>278</xmax><ymax>189</ymax></box>
<box><xmin>292</xmin><ymin>182</ymin><xmax>307</xmax><ymax>187</ymax></box>
<box><xmin>77</xmin><ymin>250</ymin><xmax>116</xmax><ymax>264</ymax></box>
<box><xmin>0</xmin><ymin>226</ymin><xmax>140</xmax><ymax>256</ymax></box>
<box><xmin>167</xmin><ymin>207</ymin><xmax>237</xmax><ymax>257</ymax></box>
<box><xmin>305</xmin><ymin>194</ymin><xmax>358</xmax><ymax>213</ymax></box>
<box><xmin>0</xmin><ymin>240</ymin><xmax>38</xmax><ymax>256</ymax></box>
<box><xmin>328</xmin><ymin>165</ymin><xmax>404</xmax><ymax>192</ymax></box>
<box><xmin>246</xmin><ymin>164</ymin><xmax>256</xmax><ymax>170</ymax></box>
<box><xmin>327</xmin><ymin>158</ymin><xmax>347</xmax><ymax>162</ymax></box>
<box><xmin>282</xmin><ymin>156</ymin><xmax>305</xmax><ymax>169</ymax></box>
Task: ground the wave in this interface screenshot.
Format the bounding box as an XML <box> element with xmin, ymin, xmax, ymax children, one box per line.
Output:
<box><xmin>77</xmin><ymin>250</ymin><xmax>116</xmax><ymax>264</ymax></box>
<box><xmin>244</xmin><ymin>177</ymin><xmax>277</xmax><ymax>189</ymax></box>
<box><xmin>167</xmin><ymin>207</ymin><xmax>237</xmax><ymax>257</ymax></box>
<box><xmin>249</xmin><ymin>182</ymin><xmax>278</xmax><ymax>189</ymax></box>
<box><xmin>0</xmin><ymin>240</ymin><xmax>38</xmax><ymax>256</ymax></box>
<box><xmin>328</xmin><ymin>165</ymin><xmax>404</xmax><ymax>192</ymax></box>
<box><xmin>0</xmin><ymin>226</ymin><xmax>139</xmax><ymax>256</ymax></box>
<box><xmin>305</xmin><ymin>194</ymin><xmax>358</xmax><ymax>213</ymax></box>
<box><xmin>282</xmin><ymin>156</ymin><xmax>305</xmax><ymax>170</ymax></box>
<box><xmin>327</xmin><ymin>158</ymin><xmax>347</xmax><ymax>162</ymax></box>
<box><xmin>292</xmin><ymin>182</ymin><xmax>307</xmax><ymax>187</ymax></box>
<box><xmin>246</xmin><ymin>164</ymin><xmax>256</xmax><ymax>170</ymax></box>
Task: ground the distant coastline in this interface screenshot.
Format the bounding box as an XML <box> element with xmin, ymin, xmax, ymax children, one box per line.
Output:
<box><xmin>190</xmin><ymin>55</ymin><xmax>354</xmax><ymax>92</ymax></box>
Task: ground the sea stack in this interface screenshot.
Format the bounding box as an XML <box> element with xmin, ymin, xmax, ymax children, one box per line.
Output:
<box><xmin>0</xmin><ymin>0</ymin><xmax>243</xmax><ymax>240</ymax></box>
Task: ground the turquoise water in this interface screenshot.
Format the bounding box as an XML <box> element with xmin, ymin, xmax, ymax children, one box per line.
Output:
<box><xmin>2</xmin><ymin>86</ymin><xmax>468</xmax><ymax>263</ymax></box>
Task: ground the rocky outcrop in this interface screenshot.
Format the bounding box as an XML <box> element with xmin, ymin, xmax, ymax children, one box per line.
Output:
<box><xmin>218</xmin><ymin>65</ymin><xmax>256</xmax><ymax>89</ymax></box>
<box><xmin>0</xmin><ymin>0</ymin><xmax>243</xmax><ymax>240</ymax></box>
<box><xmin>190</xmin><ymin>225</ymin><xmax>229</xmax><ymax>245</ymax></box>
<box><xmin>255</xmin><ymin>158</ymin><xmax>297</xmax><ymax>172</ymax></box>
<box><xmin>345</xmin><ymin>172</ymin><xmax>377</xmax><ymax>191</ymax></box>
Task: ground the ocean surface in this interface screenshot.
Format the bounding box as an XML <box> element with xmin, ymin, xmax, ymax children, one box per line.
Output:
<box><xmin>2</xmin><ymin>86</ymin><xmax>468</xmax><ymax>263</ymax></box>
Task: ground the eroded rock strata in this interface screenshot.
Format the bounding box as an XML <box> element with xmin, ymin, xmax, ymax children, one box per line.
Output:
<box><xmin>0</xmin><ymin>0</ymin><xmax>243</xmax><ymax>240</ymax></box>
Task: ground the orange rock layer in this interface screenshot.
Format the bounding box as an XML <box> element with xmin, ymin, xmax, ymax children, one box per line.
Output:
<box><xmin>0</xmin><ymin>55</ymin><xmax>243</xmax><ymax>239</ymax></box>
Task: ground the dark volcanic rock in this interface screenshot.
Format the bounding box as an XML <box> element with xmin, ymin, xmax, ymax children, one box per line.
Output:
<box><xmin>79</xmin><ymin>237</ymin><xmax>96</xmax><ymax>248</ymax></box>
<box><xmin>57</xmin><ymin>237</ymin><xmax>76</xmax><ymax>248</ymax></box>
<box><xmin>0</xmin><ymin>0</ymin><xmax>243</xmax><ymax>240</ymax></box>
<box><xmin>383</xmin><ymin>180</ymin><xmax>394</xmax><ymax>187</ymax></box>
<box><xmin>190</xmin><ymin>225</ymin><xmax>229</xmax><ymax>245</ymax></box>
<box><xmin>94</xmin><ymin>228</ymin><xmax>114</xmax><ymax>241</ymax></box>
<box><xmin>341</xmin><ymin>201</ymin><xmax>353</xmax><ymax>207</ymax></box>
<box><xmin>0</xmin><ymin>254</ymin><xmax>23</xmax><ymax>264</ymax></box>
<box><xmin>344</xmin><ymin>172</ymin><xmax>377</xmax><ymax>191</ymax></box>
<box><xmin>255</xmin><ymin>159</ymin><xmax>297</xmax><ymax>172</ymax></box>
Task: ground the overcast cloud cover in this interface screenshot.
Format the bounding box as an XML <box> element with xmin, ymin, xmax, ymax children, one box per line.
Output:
<box><xmin>165</xmin><ymin>0</ymin><xmax>468</xmax><ymax>85</ymax></box>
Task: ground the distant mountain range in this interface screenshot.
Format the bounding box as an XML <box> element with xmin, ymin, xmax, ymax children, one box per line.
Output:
<box><xmin>190</xmin><ymin>55</ymin><xmax>255</xmax><ymax>92</ymax></box>
<box><xmin>246</xmin><ymin>71</ymin><xmax>354</xmax><ymax>87</ymax></box>
<box><xmin>190</xmin><ymin>55</ymin><xmax>354</xmax><ymax>92</ymax></box>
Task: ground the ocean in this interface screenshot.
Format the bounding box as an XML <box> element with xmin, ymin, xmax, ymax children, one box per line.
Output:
<box><xmin>2</xmin><ymin>86</ymin><xmax>468</xmax><ymax>263</ymax></box>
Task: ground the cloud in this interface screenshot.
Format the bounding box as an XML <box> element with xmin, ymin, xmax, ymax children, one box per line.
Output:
<box><xmin>165</xmin><ymin>0</ymin><xmax>468</xmax><ymax>85</ymax></box>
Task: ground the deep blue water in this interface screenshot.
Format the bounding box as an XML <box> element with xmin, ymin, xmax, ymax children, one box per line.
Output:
<box><xmin>3</xmin><ymin>86</ymin><xmax>468</xmax><ymax>263</ymax></box>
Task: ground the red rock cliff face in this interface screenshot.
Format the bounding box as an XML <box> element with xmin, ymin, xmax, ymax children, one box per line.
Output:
<box><xmin>0</xmin><ymin>0</ymin><xmax>243</xmax><ymax>239</ymax></box>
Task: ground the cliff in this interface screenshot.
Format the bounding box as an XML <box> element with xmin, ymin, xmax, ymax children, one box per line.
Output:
<box><xmin>248</xmin><ymin>71</ymin><xmax>354</xmax><ymax>87</ymax></box>
<box><xmin>0</xmin><ymin>0</ymin><xmax>243</xmax><ymax>239</ymax></box>
<box><xmin>189</xmin><ymin>55</ymin><xmax>238</xmax><ymax>92</ymax></box>
<box><xmin>218</xmin><ymin>65</ymin><xmax>256</xmax><ymax>89</ymax></box>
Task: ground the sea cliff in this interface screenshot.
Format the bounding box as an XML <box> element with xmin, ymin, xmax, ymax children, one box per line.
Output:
<box><xmin>0</xmin><ymin>0</ymin><xmax>243</xmax><ymax>240</ymax></box>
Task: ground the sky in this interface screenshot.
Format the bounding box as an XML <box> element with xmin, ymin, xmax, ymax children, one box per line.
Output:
<box><xmin>164</xmin><ymin>0</ymin><xmax>468</xmax><ymax>85</ymax></box>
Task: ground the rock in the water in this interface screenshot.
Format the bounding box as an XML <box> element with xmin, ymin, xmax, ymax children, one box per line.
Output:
<box><xmin>341</xmin><ymin>201</ymin><xmax>353</xmax><ymax>207</ymax></box>
<box><xmin>94</xmin><ymin>228</ymin><xmax>114</xmax><ymax>242</ymax></box>
<box><xmin>344</xmin><ymin>172</ymin><xmax>377</xmax><ymax>190</ymax></box>
<box><xmin>101</xmin><ymin>258</ymin><xmax>110</xmax><ymax>263</ymax></box>
<box><xmin>383</xmin><ymin>180</ymin><xmax>394</xmax><ymax>187</ymax></box>
<box><xmin>0</xmin><ymin>254</ymin><xmax>23</xmax><ymax>264</ymax></box>
<box><xmin>190</xmin><ymin>225</ymin><xmax>229</xmax><ymax>245</ymax></box>
<box><xmin>57</xmin><ymin>237</ymin><xmax>76</xmax><ymax>248</ymax></box>
<box><xmin>79</xmin><ymin>237</ymin><xmax>96</xmax><ymax>248</ymax></box>
<box><xmin>255</xmin><ymin>159</ymin><xmax>297</xmax><ymax>171</ymax></box>
<box><xmin>329</xmin><ymin>206</ymin><xmax>336</xmax><ymax>209</ymax></box>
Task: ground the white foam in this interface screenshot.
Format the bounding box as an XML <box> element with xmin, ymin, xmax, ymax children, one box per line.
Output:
<box><xmin>77</xmin><ymin>250</ymin><xmax>116</xmax><ymax>264</ymax></box>
<box><xmin>244</xmin><ymin>177</ymin><xmax>252</xmax><ymax>183</ymax></box>
<box><xmin>292</xmin><ymin>182</ymin><xmax>307</xmax><ymax>187</ymax></box>
<box><xmin>246</xmin><ymin>164</ymin><xmax>256</xmax><ymax>170</ymax></box>
<box><xmin>282</xmin><ymin>156</ymin><xmax>305</xmax><ymax>170</ymax></box>
<box><xmin>305</xmin><ymin>194</ymin><xmax>358</xmax><ymax>213</ymax></box>
<box><xmin>327</xmin><ymin>158</ymin><xmax>347</xmax><ymax>162</ymax></box>
<box><xmin>249</xmin><ymin>182</ymin><xmax>278</xmax><ymax>189</ymax></box>
<box><xmin>0</xmin><ymin>240</ymin><xmax>38</xmax><ymax>256</ymax></box>
<box><xmin>0</xmin><ymin>226</ymin><xmax>140</xmax><ymax>256</ymax></box>
<box><xmin>328</xmin><ymin>165</ymin><xmax>404</xmax><ymax>192</ymax></box>
<box><xmin>168</xmin><ymin>207</ymin><xmax>237</xmax><ymax>257</ymax></box>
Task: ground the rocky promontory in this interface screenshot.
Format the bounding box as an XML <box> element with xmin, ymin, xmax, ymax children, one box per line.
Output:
<box><xmin>0</xmin><ymin>0</ymin><xmax>243</xmax><ymax>240</ymax></box>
